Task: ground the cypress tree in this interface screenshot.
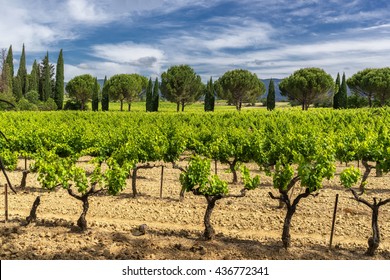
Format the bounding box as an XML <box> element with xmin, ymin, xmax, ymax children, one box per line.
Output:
<box><xmin>3</xmin><ymin>46</ymin><xmax>14</xmax><ymax>96</ymax></box>
<box><xmin>5</xmin><ymin>45</ymin><xmax>14</xmax><ymax>78</ymax></box>
<box><xmin>204</xmin><ymin>77</ymin><xmax>215</xmax><ymax>111</ymax></box>
<box><xmin>204</xmin><ymin>79</ymin><xmax>210</xmax><ymax>111</ymax></box>
<box><xmin>267</xmin><ymin>78</ymin><xmax>276</xmax><ymax>111</ymax></box>
<box><xmin>145</xmin><ymin>77</ymin><xmax>153</xmax><ymax>112</ymax></box>
<box><xmin>339</xmin><ymin>73</ymin><xmax>348</xmax><ymax>109</ymax></box>
<box><xmin>28</xmin><ymin>60</ymin><xmax>39</xmax><ymax>92</ymax></box>
<box><xmin>0</xmin><ymin>49</ymin><xmax>6</xmax><ymax>93</ymax></box>
<box><xmin>333</xmin><ymin>73</ymin><xmax>341</xmax><ymax>109</ymax></box>
<box><xmin>209</xmin><ymin>77</ymin><xmax>215</xmax><ymax>111</ymax></box>
<box><xmin>41</xmin><ymin>52</ymin><xmax>52</xmax><ymax>101</ymax></box>
<box><xmin>101</xmin><ymin>76</ymin><xmax>109</xmax><ymax>111</ymax></box>
<box><xmin>152</xmin><ymin>77</ymin><xmax>159</xmax><ymax>112</ymax></box>
<box><xmin>54</xmin><ymin>49</ymin><xmax>64</xmax><ymax>109</ymax></box>
<box><xmin>92</xmin><ymin>77</ymin><xmax>99</xmax><ymax>111</ymax></box>
<box><xmin>1</xmin><ymin>58</ymin><xmax>13</xmax><ymax>95</ymax></box>
<box><xmin>13</xmin><ymin>76</ymin><xmax>22</xmax><ymax>101</ymax></box>
<box><xmin>17</xmin><ymin>44</ymin><xmax>27</xmax><ymax>96</ymax></box>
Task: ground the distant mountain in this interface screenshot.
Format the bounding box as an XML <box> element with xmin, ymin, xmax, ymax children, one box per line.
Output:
<box><xmin>96</xmin><ymin>79</ymin><xmax>105</xmax><ymax>88</ymax></box>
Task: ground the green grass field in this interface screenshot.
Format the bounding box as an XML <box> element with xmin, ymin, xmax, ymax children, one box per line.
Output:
<box><xmin>89</xmin><ymin>101</ymin><xmax>290</xmax><ymax>112</ymax></box>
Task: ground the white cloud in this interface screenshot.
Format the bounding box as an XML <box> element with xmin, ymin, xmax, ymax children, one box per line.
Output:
<box><xmin>167</xmin><ymin>18</ymin><xmax>274</xmax><ymax>51</ymax></box>
<box><xmin>0</xmin><ymin>1</ymin><xmax>75</xmax><ymax>51</ymax></box>
<box><xmin>93</xmin><ymin>0</ymin><xmax>216</xmax><ymax>14</ymax></box>
<box><xmin>67</xmin><ymin>0</ymin><xmax>112</xmax><ymax>24</ymax></box>
<box><xmin>205</xmin><ymin>20</ymin><xmax>274</xmax><ymax>50</ymax></box>
<box><xmin>65</xmin><ymin>42</ymin><xmax>167</xmax><ymax>80</ymax></box>
<box><xmin>65</xmin><ymin>61</ymin><xmax>140</xmax><ymax>81</ymax></box>
<box><xmin>362</xmin><ymin>23</ymin><xmax>390</xmax><ymax>31</ymax></box>
<box><xmin>0</xmin><ymin>0</ymin><xmax>217</xmax><ymax>52</ymax></box>
<box><xmin>66</xmin><ymin>0</ymin><xmax>220</xmax><ymax>25</ymax></box>
<box><xmin>89</xmin><ymin>42</ymin><xmax>165</xmax><ymax>77</ymax></box>
<box><xmin>3</xmin><ymin>0</ymin><xmax>390</xmax><ymax>82</ymax></box>
<box><xmin>239</xmin><ymin>37</ymin><xmax>390</xmax><ymax>78</ymax></box>
<box><xmin>322</xmin><ymin>10</ymin><xmax>387</xmax><ymax>24</ymax></box>
<box><xmin>254</xmin><ymin>38</ymin><xmax>390</xmax><ymax>61</ymax></box>
<box><xmin>92</xmin><ymin>42</ymin><xmax>165</xmax><ymax>64</ymax></box>
<box><xmin>156</xmin><ymin>29</ymin><xmax>390</xmax><ymax>80</ymax></box>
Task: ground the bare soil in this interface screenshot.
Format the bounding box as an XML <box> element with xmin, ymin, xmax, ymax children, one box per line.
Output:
<box><xmin>1</xmin><ymin>159</ymin><xmax>390</xmax><ymax>260</ymax></box>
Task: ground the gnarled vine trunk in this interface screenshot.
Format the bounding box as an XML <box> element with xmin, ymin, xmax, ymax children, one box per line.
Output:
<box><xmin>68</xmin><ymin>185</ymin><xmax>101</xmax><ymax>231</ymax></box>
<box><xmin>25</xmin><ymin>196</ymin><xmax>40</xmax><ymax>225</ymax></box>
<box><xmin>350</xmin><ymin>189</ymin><xmax>390</xmax><ymax>256</ymax></box>
<box><xmin>227</xmin><ymin>159</ymin><xmax>239</xmax><ymax>184</ymax></box>
<box><xmin>375</xmin><ymin>162</ymin><xmax>382</xmax><ymax>177</ymax></box>
<box><xmin>20</xmin><ymin>170</ymin><xmax>30</xmax><ymax>188</ymax></box>
<box><xmin>179</xmin><ymin>187</ymin><xmax>185</xmax><ymax>201</ymax></box>
<box><xmin>132</xmin><ymin>167</ymin><xmax>138</xmax><ymax>198</ymax></box>
<box><xmin>77</xmin><ymin>196</ymin><xmax>89</xmax><ymax>231</ymax></box>
<box><xmin>282</xmin><ymin>205</ymin><xmax>296</xmax><ymax>248</ymax></box>
<box><xmin>360</xmin><ymin>160</ymin><xmax>373</xmax><ymax>193</ymax></box>
<box><xmin>0</xmin><ymin>157</ymin><xmax>17</xmax><ymax>194</ymax></box>
<box><xmin>367</xmin><ymin>206</ymin><xmax>380</xmax><ymax>256</ymax></box>
<box><xmin>203</xmin><ymin>195</ymin><xmax>221</xmax><ymax>240</ymax></box>
<box><xmin>269</xmin><ymin>183</ymin><xmax>311</xmax><ymax>250</ymax></box>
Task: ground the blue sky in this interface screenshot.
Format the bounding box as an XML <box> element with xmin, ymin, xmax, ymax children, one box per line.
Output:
<box><xmin>1</xmin><ymin>0</ymin><xmax>390</xmax><ymax>81</ymax></box>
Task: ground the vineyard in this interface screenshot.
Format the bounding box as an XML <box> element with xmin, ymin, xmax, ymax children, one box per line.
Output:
<box><xmin>1</xmin><ymin>109</ymin><xmax>390</xmax><ymax>259</ymax></box>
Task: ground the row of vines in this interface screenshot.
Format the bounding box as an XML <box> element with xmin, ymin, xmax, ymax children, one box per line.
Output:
<box><xmin>1</xmin><ymin>108</ymin><xmax>390</xmax><ymax>256</ymax></box>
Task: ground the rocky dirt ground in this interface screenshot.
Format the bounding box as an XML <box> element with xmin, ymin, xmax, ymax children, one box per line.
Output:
<box><xmin>1</xmin><ymin>158</ymin><xmax>390</xmax><ymax>260</ymax></box>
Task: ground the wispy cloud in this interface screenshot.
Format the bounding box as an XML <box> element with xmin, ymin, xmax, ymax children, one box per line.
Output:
<box><xmin>0</xmin><ymin>0</ymin><xmax>221</xmax><ymax>52</ymax></box>
<box><xmin>67</xmin><ymin>0</ymin><xmax>113</xmax><ymax>24</ymax></box>
<box><xmin>92</xmin><ymin>42</ymin><xmax>165</xmax><ymax>64</ymax></box>
<box><xmin>1</xmin><ymin>0</ymin><xmax>389</xmax><ymax>82</ymax></box>
<box><xmin>156</xmin><ymin>25</ymin><xmax>390</xmax><ymax>79</ymax></box>
<box><xmin>90</xmin><ymin>42</ymin><xmax>165</xmax><ymax>76</ymax></box>
<box><xmin>0</xmin><ymin>1</ymin><xmax>75</xmax><ymax>51</ymax></box>
<box><xmin>322</xmin><ymin>10</ymin><xmax>388</xmax><ymax>24</ymax></box>
<box><xmin>65</xmin><ymin>61</ymin><xmax>141</xmax><ymax>81</ymax></box>
<box><xmin>160</xmin><ymin>17</ymin><xmax>274</xmax><ymax>53</ymax></box>
<box><xmin>204</xmin><ymin>18</ymin><xmax>274</xmax><ymax>50</ymax></box>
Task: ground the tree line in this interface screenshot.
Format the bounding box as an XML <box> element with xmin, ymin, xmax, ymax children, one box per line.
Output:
<box><xmin>63</xmin><ymin>64</ymin><xmax>265</xmax><ymax>112</ymax></box>
<box><xmin>0</xmin><ymin>45</ymin><xmax>64</xmax><ymax>111</ymax></box>
<box><xmin>67</xmin><ymin>66</ymin><xmax>390</xmax><ymax>112</ymax></box>
<box><xmin>2</xmin><ymin>44</ymin><xmax>390</xmax><ymax>111</ymax></box>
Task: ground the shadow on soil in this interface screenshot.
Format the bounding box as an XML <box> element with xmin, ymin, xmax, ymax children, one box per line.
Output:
<box><xmin>2</xmin><ymin>217</ymin><xmax>389</xmax><ymax>260</ymax></box>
